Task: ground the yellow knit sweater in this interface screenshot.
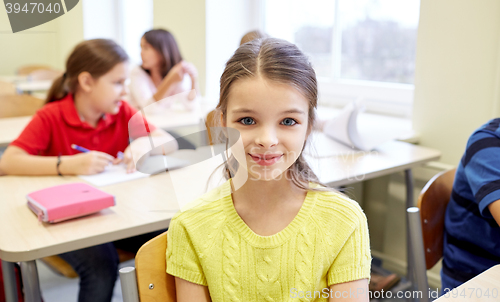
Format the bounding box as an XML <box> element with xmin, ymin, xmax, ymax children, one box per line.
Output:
<box><xmin>166</xmin><ymin>180</ymin><xmax>371</xmax><ymax>301</ymax></box>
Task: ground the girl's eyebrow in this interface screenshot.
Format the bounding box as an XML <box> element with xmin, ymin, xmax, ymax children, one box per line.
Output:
<box><xmin>282</xmin><ymin>109</ymin><xmax>306</xmax><ymax>115</ymax></box>
<box><xmin>231</xmin><ymin>108</ymin><xmax>306</xmax><ymax>115</ymax></box>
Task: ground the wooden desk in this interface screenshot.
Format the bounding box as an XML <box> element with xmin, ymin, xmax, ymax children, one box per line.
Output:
<box><xmin>0</xmin><ymin>172</ymin><xmax>187</xmax><ymax>302</ymax></box>
<box><xmin>0</xmin><ymin>116</ymin><xmax>31</xmax><ymax>147</ymax></box>
<box><xmin>0</xmin><ymin>173</ymin><xmax>182</xmax><ymax>262</ymax></box>
<box><xmin>434</xmin><ymin>265</ymin><xmax>500</xmax><ymax>302</ymax></box>
<box><xmin>15</xmin><ymin>80</ymin><xmax>52</xmax><ymax>93</ymax></box>
<box><xmin>0</xmin><ymin>75</ymin><xmax>29</xmax><ymax>83</ymax></box>
<box><xmin>307</xmin><ymin>138</ymin><xmax>440</xmax><ymax>187</ymax></box>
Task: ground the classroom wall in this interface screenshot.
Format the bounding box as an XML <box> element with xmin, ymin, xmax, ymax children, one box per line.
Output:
<box><xmin>412</xmin><ymin>0</ymin><xmax>500</xmax><ymax>165</ymax></box>
<box><xmin>152</xmin><ymin>0</ymin><xmax>262</xmax><ymax>102</ymax></box>
<box><xmin>0</xmin><ymin>3</ymin><xmax>83</xmax><ymax>74</ymax></box>
<box><xmin>152</xmin><ymin>0</ymin><xmax>207</xmax><ymax>96</ymax></box>
<box><xmin>54</xmin><ymin>3</ymin><xmax>84</xmax><ymax>69</ymax></box>
<box><xmin>205</xmin><ymin>0</ymin><xmax>263</xmax><ymax>103</ymax></box>
<box><xmin>0</xmin><ymin>10</ymin><xmax>57</xmax><ymax>74</ymax></box>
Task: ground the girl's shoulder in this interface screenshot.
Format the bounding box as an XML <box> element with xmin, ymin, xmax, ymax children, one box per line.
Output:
<box><xmin>310</xmin><ymin>187</ymin><xmax>366</xmax><ymax>224</ymax></box>
<box><xmin>129</xmin><ymin>65</ymin><xmax>149</xmax><ymax>79</ymax></box>
<box><xmin>171</xmin><ymin>180</ymin><xmax>231</xmax><ymax>227</ymax></box>
<box><xmin>35</xmin><ymin>95</ymin><xmax>73</xmax><ymax>120</ymax></box>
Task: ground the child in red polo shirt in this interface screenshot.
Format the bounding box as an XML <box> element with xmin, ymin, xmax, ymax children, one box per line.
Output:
<box><xmin>1</xmin><ymin>39</ymin><xmax>177</xmax><ymax>176</ymax></box>
<box><xmin>0</xmin><ymin>39</ymin><xmax>177</xmax><ymax>302</ymax></box>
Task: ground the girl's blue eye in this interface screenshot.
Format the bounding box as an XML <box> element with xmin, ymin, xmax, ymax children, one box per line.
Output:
<box><xmin>281</xmin><ymin>118</ymin><xmax>297</xmax><ymax>126</ymax></box>
<box><xmin>239</xmin><ymin>117</ymin><xmax>255</xmax><ymax>125</ymax></box>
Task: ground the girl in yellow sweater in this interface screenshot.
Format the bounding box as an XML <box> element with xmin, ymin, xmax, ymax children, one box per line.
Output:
<box><xmin>166</xmin><ymin>38</ymin><xmax>371</xmax><ymax>301</ymax></box>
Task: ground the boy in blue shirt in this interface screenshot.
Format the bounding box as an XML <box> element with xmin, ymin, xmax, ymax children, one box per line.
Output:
<box><xmin>442</xmin><ymin>118</ymin><xmax>500</xmax><ymax>291</ymax></box>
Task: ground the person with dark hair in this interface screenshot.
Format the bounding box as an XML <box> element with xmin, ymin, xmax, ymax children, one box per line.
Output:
<box><xmin>0</xmin><ymin>39</ymin><xmax>176</xmax><ymax>302</ymax></box>
<box><xmin>166</xmin><ymin>38</ymin><xmax>371</xmax><ymax>301</ymax></box>
<box><xmin>129</xmin><ymin>29</ymin><xmax>198</xmax><ymax>110</ymax></box>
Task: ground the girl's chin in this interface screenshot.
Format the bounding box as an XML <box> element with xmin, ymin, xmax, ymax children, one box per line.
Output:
<box><xmin>108</xmin><ymin>101</ymin><xmax>122</xmax><ymax>114</ymax></box>
<box><xmin>247</xmin><ymin>169</ymin><xmax>287</xmax><ymax>182</ymax></box>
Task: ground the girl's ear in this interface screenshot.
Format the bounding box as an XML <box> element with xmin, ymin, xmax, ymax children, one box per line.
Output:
<box><xmin>77</xmin><ymin>71</ymin><xmax>94</xmax><ymax>92</ymax></box>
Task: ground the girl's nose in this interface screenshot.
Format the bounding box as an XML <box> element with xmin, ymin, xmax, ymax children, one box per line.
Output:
<box><xmin>120</xmin><ymin>85</ymin><xmax>128</xmax><ymax>97</ymax></box>
<box><xmin>255</xmin><ymin>126</ymin><xmax>278</xmax><ymax>148</ymax></box>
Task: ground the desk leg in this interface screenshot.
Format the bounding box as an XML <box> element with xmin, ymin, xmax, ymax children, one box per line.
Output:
<box><xmin>405</xmin><ymin>169</ymin><xmax>415</xmax><ymax>302</ymax></box>
<box><xmin>1</xmin><ymin>260</ymin><xmax>19</xmax><ymax>302</ymax></box>
<box><xmin>20</xmin><ymin>261</ymin><xmax>42</xmax><ymax>302</ymax></box>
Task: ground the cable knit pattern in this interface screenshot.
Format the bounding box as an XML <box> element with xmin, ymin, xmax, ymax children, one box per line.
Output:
<box><xmin>166</xmin><ymin>180</ymin><xmax>371</xmax><ymax>302</ymax></box>
<box><xmin>256</xmin><ymin>249</ymin><xmax>281</xmax><ymax>301</ymax></box>
<box><xmin>222</xmin><ymin>226</ymin><xmax>241</xmax><ymax>301</ymax></box>
<box><xmin>295</xmin><ymin>229</ymin><xmax>314</xmax><ymax>298</ymax></box>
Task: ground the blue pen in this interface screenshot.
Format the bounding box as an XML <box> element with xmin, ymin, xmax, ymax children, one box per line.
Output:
<box><xmin>71</xmin><ymin>144</ymin><xmax>91</xmax><ymax>153</ymax></box>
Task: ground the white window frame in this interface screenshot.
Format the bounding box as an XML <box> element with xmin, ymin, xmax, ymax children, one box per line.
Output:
<box><xmin>261</xmin><ymin>0</ymin><xmax>416</xmax><ymax>118</ymax></box>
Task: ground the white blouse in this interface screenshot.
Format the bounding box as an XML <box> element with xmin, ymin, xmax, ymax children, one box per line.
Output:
<box><xmin>128</xmin><ymin>65</ymin><xmax>196</xmax><ymax>111</ymax></box>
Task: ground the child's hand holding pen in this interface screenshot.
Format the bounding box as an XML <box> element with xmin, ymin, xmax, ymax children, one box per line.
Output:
<box><xmin>117</xmin><ymin>147</ymin><xmax>137</xmax><ymax>174</ymax></box>
<box><xmin>119</xmin><ymin>137</ymin><xmax>156</xmax><ymax>173</ymax></box>
<box><xmin>70</xmin><ymin>144</ymin><xmax>121</xmax><ymax>175</ymax></box>
<box><xmin>113</xmin><ymin>144</ymin><xmax>147</xmax><ymax>174</ymax></box>
<box><xmin>113</xmin><ymin>129</ymin><xmax>176</xmax><ymax>174</ymax></box>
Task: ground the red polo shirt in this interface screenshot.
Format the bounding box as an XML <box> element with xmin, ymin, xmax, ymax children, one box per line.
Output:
<box><xmin>10</xmin><ymin>94</ymin><xmax>156</xmax><ymax>157</ymax></box>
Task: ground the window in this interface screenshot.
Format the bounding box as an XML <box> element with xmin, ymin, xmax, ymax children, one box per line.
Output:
<box><xmin>263</xmin><ymin>0</ymin><xmax>420</xmax><ymax>117</ymax></box>
<box><xmin>82</xmin><ymin>0</ymin><xmax>152</xmax><ymax>65</ymax></box>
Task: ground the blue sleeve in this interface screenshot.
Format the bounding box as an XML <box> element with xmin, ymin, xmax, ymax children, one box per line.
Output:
<box><xmin>463</xmin><ymin>132</ymin><xmax>500</xmax><ymax>218</ymax></box>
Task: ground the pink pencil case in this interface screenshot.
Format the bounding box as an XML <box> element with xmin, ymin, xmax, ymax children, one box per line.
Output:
<box><xmin>27</xmin><ymin>183</ymin><xmax>116</xmax><ymax>223</ymax></box>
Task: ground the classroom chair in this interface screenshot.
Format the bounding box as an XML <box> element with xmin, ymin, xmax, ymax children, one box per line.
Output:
<box><xmin>0</xmin><ymin>81</ymin><xmax>17</xmax><ymax>95</ymax></box>
<box><xmin>27</xmin><ymin>69</ymin><xmax>63</xmax><ymax>81</ymax></box>
<box><xmin>407</xmin><ymin>168</ymin><xmax>456</xmax><ymax>302</ymax></box>
<box><xmin>16</xmin><ymin>65</ymin><xmax>54</xmax><ymax>76</ymax></box>
<box><xmin>0</xmin><ymin>94</ymin><xmax>44</xmax><ymax>118</ymax></box>
<box><xmin>119</xmin><ymin>231</ymin><xmax>175</xmax><ymax>302</ymax></box>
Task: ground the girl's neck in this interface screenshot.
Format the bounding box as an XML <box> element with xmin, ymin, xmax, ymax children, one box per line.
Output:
<box><xmin>149</xmin><ymin>67</ymin><xmax>163</xmax><ymax>87</ymax></box>
<box><xmin>230</xmin><ymin>171</ymin><xmax>308</xmax><ymax>236</ymax></box>
<box><xmin>231</xmin><ymin>171</ymin><xmax>305</xmax><ymax>210</ymax></box>
<box><xmin>73</xmin><ymin>91</ymin><xmax>102</xmax><ymax>128</ymax></box>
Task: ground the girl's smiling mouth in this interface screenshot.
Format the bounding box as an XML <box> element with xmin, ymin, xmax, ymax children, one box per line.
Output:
<box><xmin>248</xmin><ymin>153</ymin><xmax>283</xmax><ymax>166</ymax></box>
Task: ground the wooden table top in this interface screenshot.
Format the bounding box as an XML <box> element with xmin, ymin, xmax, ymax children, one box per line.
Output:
<box><xmin>305</xmin><ymin>134</ymin><xmax>441</xmax><ymax>186</ymax></box>
<box><xmin>0</xmin><ymin>172</ymin><xmax>185</xmax><ymax>261</ymax></box>
<box><xmin>434</xmin><ymin>265</ymin><xmax>500</xmax><ymax>302</ymax></box>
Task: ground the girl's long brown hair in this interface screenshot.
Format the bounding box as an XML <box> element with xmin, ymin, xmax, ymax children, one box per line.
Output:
<box><xmin>142</xmin><ymin>29</ymin><xmax>183</xmax><ymax>78</ymax></box>
<box><xmin>45</xmin><ymin>39</ymin><xmax>129</xmax><ymax>104</ymax></box>
<box><xmin>215</xmin><ymin>38</ymin><xmax>330</xmax><ymax>192</ymax></box>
